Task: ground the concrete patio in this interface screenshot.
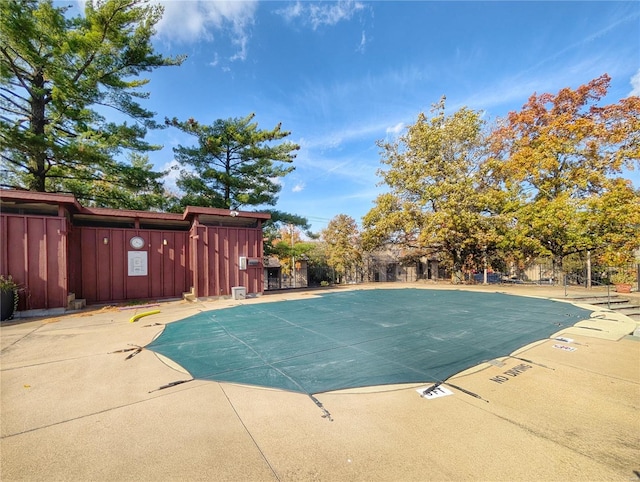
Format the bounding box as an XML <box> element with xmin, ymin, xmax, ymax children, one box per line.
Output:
<box><xmin>1</xmin><ymin>284</ymin><xmax>639</xmax><ymax>481</ymax></box>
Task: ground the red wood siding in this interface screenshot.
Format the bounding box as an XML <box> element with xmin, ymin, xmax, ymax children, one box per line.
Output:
<box><xmin>0</xmin><ymin>214</ymin><xmax>68</xmax><ymax>310</ymax></box>
<box><xmin>191</xmin><ymin>225</ymin><xmax>263</xmax><ymax>297</ymax></box>
<box><xmin>1</xmin><ymin>207</ymin><xmax>266</xmax><ymax>310</ymax></box>
<box><xmin>78</xmin><ymin>227</ymin><xmax>189</xmax><ymax>303</ymax></box>
<box><xmin>67</xmin><ymin>226</ymin><xmax>83</xmax><ymax>302</ymax></box>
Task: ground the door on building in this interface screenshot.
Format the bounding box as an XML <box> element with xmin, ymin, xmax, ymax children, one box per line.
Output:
<box><xmin>386</xmin><ymin>263</ymin><xmax>397</xmax><ymax>282</ymax></box>
<box><xmin>267</xmin><ymin>268</ymin><xmax>281</xmax><ymax>290</ymax></box>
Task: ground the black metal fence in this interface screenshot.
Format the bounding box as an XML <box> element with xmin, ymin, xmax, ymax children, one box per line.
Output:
<box><xmin>467</xmin><ymin>258</ymin><xmax>639</xmax><ymax>291</ymax></box>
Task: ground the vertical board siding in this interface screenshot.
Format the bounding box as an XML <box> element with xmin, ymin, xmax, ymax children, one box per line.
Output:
<box><xmin>67</xmin><ymin>227</ymin><xmax>82</xmax><ymax>300</ymax></box>
<box><xmin>188</xmin><ymin>224</ymin><xmax>199</xmax><ymax>297</ymax></box>
<box><xmin>97</xmin><ymin>228</ymin><xmax>113</xmax><ymax>302</ymax></box>
<box><xmin>0</xmin><ymin>214</ymin><xmax>67</xmax><ymax>310</ymax></box>
<box><xmin>150</xmin><ymin>231</ymin><xmax>162</xmax><ymax>298</ymax></box>
<box><xmin>222</xmin><ymin>228</ymin><xmax>232</xmax><ymax>293</ymax></box>
<box><xmin>2</xmin><ymin>212</ymin><xmax>265</xmax><ymax>309</ymax></box>
<box><xmin>78</xmin><ymin>227</ymin><xmax>189</xmax><ymax>304</ymax></box>
<box><xmin>0</xmin><ymin>215</ymin><xmax>6</xmax><ymax>277</ymax></box>
<box><xmin>111</xmin><ymin>229</ymin><xmax>125</xmax><ymax>301</ymax></box>
<box><xmin>166</xmin><ymin>230</ymin><xmax>189</xmax><ymax>299</ymax></box>
<box><xmin>47</xmin><ymin>220</ymin><xmax>62</xmax><ymax>308</ymax></box>
<box><xmin>80</xmin><ymin>228</ymin><xmax>97</xmax><ymax>303</ymax></box>
<box><xmin>194</xmin><ymin>226</ymin><xmax>263</xmax><ymax>298</ymax></box>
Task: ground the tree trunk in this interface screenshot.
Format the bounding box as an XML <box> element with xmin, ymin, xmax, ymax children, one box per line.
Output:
<box><xmin>451</xmin><ymin>251</ymin><xmax>463</xmax><ymax>284</ymax></box>
<box><xmin>224</xmin><ymin>149</ymin><xmax>231</xmax><ymax>207</ymax></box>
<box><xmin>552</xmin><ymin>255</ymin><xmax>563</xmax><ymax>286</ymax></box>
<box><xmin>28</xmin><ymin>70</ymin><xmax>48</xmax><ymax>192</ymax></box>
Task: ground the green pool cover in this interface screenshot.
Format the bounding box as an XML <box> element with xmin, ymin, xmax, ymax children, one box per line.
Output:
<box><xmin>147</xmin><ymin>289</ymin><xmax>592</xmax><ymax>394</ymax></box>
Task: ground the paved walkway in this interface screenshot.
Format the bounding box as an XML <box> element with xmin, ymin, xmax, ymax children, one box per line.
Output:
<box><xmin>1</xmin><ymin>283</ymin><xmax>639</xmax><ymax>481</ymax></box>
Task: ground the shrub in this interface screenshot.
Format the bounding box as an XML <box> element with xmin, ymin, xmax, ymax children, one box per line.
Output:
<box><xmin>0</xmin><ymin>275</ymin><xmax>18</xmax><ymax>291</ymax></box>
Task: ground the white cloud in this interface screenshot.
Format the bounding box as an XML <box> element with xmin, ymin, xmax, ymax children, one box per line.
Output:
<box><xmin>277</xmin><ymin>0</ymin><xmax>364</xmax><ymax>30</ymax></box>
<box><xmin>386</xmin><ymin>122</ymin><xmax>404</xmax><ymax>136</ymax></box>
<box><xmin>155</xmin><ymin>1</ymin><xmax>257</xmax><ymax>61</ymax></box>
<box><xmin>630</xmin><ymin>68</ymin><xmax>640</xmax><ymax>96</ymax></box>
<box><xmin>292</xmin><ymin>148</ymin><xmax>379</xmax><ymax>187</ymax></box>
<box><xmin>277</xmin><ymin>1</ymin><xmax>303</xmax><ymax>23</ymax></box>
<box><xmin>299</xmin><ymin>118</ymin><xmax>401</xmax><ymax>152</ymax></box>
<box><xmin>356</xmin><ymin>30</ymin><xmax>367</xmax><ymax>53</ymax></box>
<box><xmin>160</xmin><ymin>159</ymin><xmax>182</xmax><ymax>193</ymax></box>
<box><xmin>292</xmin><ymin>183</ymin><xmax>305</xmax><ymax>193</ymax></box>
<box><xmin>462</xmin><ymin>57</ymin><xmax>613</xmax><ymax>112</ymax></box>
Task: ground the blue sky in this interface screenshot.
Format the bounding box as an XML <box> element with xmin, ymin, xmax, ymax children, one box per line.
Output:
<box><xmin>124</xmin><ymin>1</ymin><xmax>638</xmax><ymax>233</ymax></box>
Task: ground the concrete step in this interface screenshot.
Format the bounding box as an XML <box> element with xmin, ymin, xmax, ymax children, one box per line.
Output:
<box><xmin>569</xmin><ymin>296</ymin><xmax>640</xmax><ymax>308</ymax></box>
<box><xmin>589</xmin><ymin>300</ymin><xmax>636</xmax><ymax>307</ymax></box>
<box><xmin>568</xmin><ymin>294</ymin><xmax>640</xmax><ymax>322</ymax></box>
<box><xmin>592</xmin><ymin>302</ymin><xmax>640</xmax><ymax>311</ymax></box>
<box><xmin>614</xmin><ymin>306</ymin><xmax>640</xmax><ymax>314</ymax></box>
<box><xmin>570</xmin><ymin>296</ymin><xmax>626</xmax><ymax>305</ymax></box>
<box><xmin>68</xmin><ymin>299</ymin><xmax>86</xmax><ymax>311</ymax></box>
<box><xmin>182</xmin><ymin>288</ymin><xmax>196</xmax><ymax>302</ymax></box>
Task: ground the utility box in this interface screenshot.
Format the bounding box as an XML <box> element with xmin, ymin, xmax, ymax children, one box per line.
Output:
<box><xmin>231</xmin><ymin>286</ymin><xmax>246</xmax><ymax>300</ymax></box>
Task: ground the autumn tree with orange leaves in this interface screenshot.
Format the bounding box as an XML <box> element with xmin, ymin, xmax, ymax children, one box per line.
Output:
<box><xmin>488</xmin><ymin>74</ymin><xmax>640</xmax><ymax>269</ymax></box>
<box><xmin>363</xmin><ymin>77</ymin><xmax>638</xmax><ymax>283</ymax></box>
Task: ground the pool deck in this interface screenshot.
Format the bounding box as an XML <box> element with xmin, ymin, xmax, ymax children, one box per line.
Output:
<box><xmin>1</xmin><ymin>283</ymin><xmax>639</xmax><ymax>481</ymax></box>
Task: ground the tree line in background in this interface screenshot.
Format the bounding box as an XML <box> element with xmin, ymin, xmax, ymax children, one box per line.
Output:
<box><xmin>353</xmin><ymin>76</ymin><xmax>639</xmax><ymax>283</ymax></box>
<box><xmin>1</xmin><ymin>0</ymin><xmax>638</xmax><ymax>285</ymax></box>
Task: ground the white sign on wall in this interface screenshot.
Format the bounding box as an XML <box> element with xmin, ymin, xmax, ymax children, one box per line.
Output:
<box><xmin>128</xmin><ymin>251</ymin><xmax>148</xmax><ymax>276</ymax></box>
